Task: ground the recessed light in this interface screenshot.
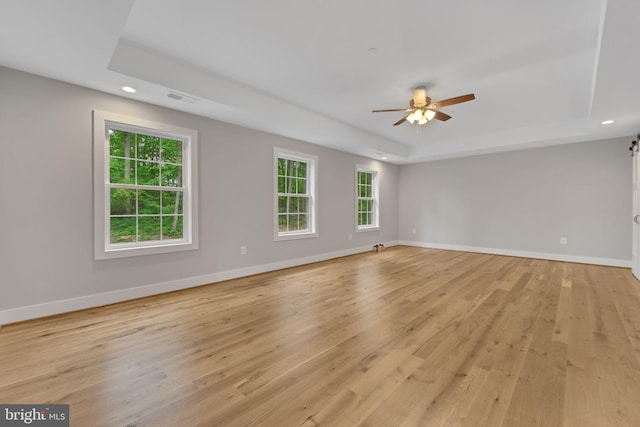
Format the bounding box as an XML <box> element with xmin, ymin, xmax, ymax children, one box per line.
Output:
<box><xmin>381</xmin><ymin>156</ymin><xmax>388</xmax><ymax>160</ymax></box>
<box><xmin>368</xmin><ymin>47</ymin><xmax>377</xmax><ymax>52</ymax></box>
<box><xmin>122</xmin><ymin>86</ymin><xmax>136</xmax><ymax>93</ymax></box>
<box><xmin>601</xmin><ymin>120</ymin><xmax>614</xmax><ymax>125</ymax></box>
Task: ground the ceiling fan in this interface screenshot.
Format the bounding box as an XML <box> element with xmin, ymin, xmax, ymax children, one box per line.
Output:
<box><xmin>372</xmin><ymin>86</ymin><xmax>475</xmax><ymax>127</ymax></box>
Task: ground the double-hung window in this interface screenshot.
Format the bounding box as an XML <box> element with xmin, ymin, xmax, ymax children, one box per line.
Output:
<box><xmin>274</xmin><ymin>148</ymin><xmax>317</xmax><ymax>240</ymax></box>
<box><xmin>93</xmin><ymin>111</ymin><xmax>198</xmax><ymax>259</ymax></box>
<box><xmin>356</xmin><ymin>167</ymin><xmax>379</xmax><ymax>230</ymax></box>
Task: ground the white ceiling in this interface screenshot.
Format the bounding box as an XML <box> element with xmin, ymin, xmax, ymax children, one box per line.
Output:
<box><xmin>1</xmin><ymin>0</ymin><xmax>639</xmax><ymax>164</ymax></box>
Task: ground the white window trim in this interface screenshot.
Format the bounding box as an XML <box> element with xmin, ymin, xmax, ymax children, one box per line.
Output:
<box><xmin>93</xmin><ymin>110</ymin><xmax>198</xmax><ymax>260</ymax></box>
<box><xmin>274</xmin><ymin>147</ymin><xmax>318</xmax><ymax>241</ymax></box>
<box><xmin>355</xmin><ymin>165</ymin><xmax>380</xmax><ymax>232</ymax></box>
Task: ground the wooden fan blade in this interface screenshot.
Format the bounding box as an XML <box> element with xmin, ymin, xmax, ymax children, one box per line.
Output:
<box><xmin>433</xmin><ymin>110</ymin><xmax>452</xmax><ymax>121</ymax></box>
<box><xmin>393</xmin><ymin>116</ymin><xmax>408</xmax><ymax>126</ymax></box>
<box><xmin>372</xmin><ymin>108</ymin><xmax>410</xmax><ymax>113</ymax></box>
<box><xmin>429</xmin><ymin>93</ymin><xmax>475</xmax><ymax>108</ymax></box>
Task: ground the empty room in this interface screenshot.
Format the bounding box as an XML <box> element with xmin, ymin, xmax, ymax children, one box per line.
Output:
<box><xmin>2</xmin><ymin>1</ymin><xmax>640</xmax><ymax>426</ymax></box>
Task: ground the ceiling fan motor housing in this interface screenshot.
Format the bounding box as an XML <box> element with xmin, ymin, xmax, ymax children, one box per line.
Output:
<box><xmin>410</xmin><ymin>97</ymin><xmax>431</xmax><ymax>109</ymax></box>
<box><xmin>412</xmin><ymin>88</ymin><xmax>430</xmax><ymax>108</ymax></box>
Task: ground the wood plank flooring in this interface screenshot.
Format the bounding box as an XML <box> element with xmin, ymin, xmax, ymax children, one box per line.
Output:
<box><xmin>1</xmin><ymin>246</ymin><xmax>640</xmax><ymax>426</ymax></box>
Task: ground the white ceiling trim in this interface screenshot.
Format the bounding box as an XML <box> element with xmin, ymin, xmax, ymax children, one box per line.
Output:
<box><xmin>108</xmin><ymin>39</ymin><xmax>412</xmax><ymax>160</ymax></box>
<box><xmin>1</xmin><ymin>0</ymin><xmax>638</xmax><ymax>164</ymax></box>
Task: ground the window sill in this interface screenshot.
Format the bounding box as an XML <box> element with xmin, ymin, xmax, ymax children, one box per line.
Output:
<box><xmin>356</xmin><ymin>226</ymin><xmax>380</xmax><ymax>233</ymax></box>
<box><xmin>274</xmin><ymin>231</ymin><xmax>318</xmax><ymax>241</ymax></box>
<box><xmin>96</xmin><ymin>240</ymin><xmax>198</xmax><ymax>260</ymax></box>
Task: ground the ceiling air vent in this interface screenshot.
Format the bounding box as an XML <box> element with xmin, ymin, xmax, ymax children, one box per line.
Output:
<box><xmin>167</xmin><ymin>91</ymin><xmax>200</xmax><ymax>104</ymax></box>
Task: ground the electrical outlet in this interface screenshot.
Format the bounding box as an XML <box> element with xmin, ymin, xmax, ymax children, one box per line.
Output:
<box><xmin>240</xmin><ymin>246</ymin><xmax>247</xmax><ymax>255</ymax></box>
<box><xmin>560</xmin><ymin>237</ymin><xmax>567</xmax><ymax>245</ymax></box>
<box><xmin>411</xmin><ymin>229</ymin><xmax>417</xmax><ymax>235</ymax></box>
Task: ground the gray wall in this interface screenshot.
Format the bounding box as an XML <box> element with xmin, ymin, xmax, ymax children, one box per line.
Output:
<box><xmin>0</xmin><ymin>66</ymin><xmax>399</xmax><ymax>311</ymax></box>
<box><xmin>399</xmin><ymin>139</ymin><xmax>632</xmax><ymax>261</ymax></box>
<box><xmin>0</xmin><ymin>65</ymin><xmax>633</xmax><ymax>317</ymax></box>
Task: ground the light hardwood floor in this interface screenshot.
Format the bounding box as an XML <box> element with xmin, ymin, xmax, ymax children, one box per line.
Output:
<box><xmin>1</xmin><ymin>246</ymin><xmax>640</xmax><ymax>426</ymax></box>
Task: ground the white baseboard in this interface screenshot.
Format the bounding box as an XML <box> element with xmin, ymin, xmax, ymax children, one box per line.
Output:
<box><xmin>0</xmin><ymin>241</ymin><xmax>399</xmax><ymax>325</ymax></box>
<box><xmin>6</xmin><ymin>239</ymin><xmax>623</xmax><ymax>325</ymax></box>
<box><xmin>398</xmin><ymin>240</ymin><xmax>632</xmax><ymax>268</ymax></box>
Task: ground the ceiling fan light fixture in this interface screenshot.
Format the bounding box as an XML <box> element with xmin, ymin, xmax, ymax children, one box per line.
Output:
<box><xmin>406</xmin><ymin>113</ymin><xmax>416</xmax><ymax>124</ymax></box>
<box><xmin>418</xmin><ymin>114</ymin><xmax>428</xmax><ymax>125</ymax></box>
<box><xmin>412</xmin><ymin>110</ymin><xmax>423</xmax><ymax>121</ymax></box>
<box><xmin>425</xmin><ymin>110</ymin><xmax>436</xmax><ymax>121</ymax></box>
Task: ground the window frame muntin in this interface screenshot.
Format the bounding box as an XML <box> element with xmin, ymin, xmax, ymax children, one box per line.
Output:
<box><xmin>93</xmin><ymin>110</ymin><xmax>198</xmax><ymax>260</ymax></box>
<box><xmin>355</xmin><ymin>165</ymin><xmax>380</xmax><ymax>232</ymax></box>
<box><xmin>274</xmin><ymin>147</ymin><xmax>318</xmax><ymax>241</ymax></box>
